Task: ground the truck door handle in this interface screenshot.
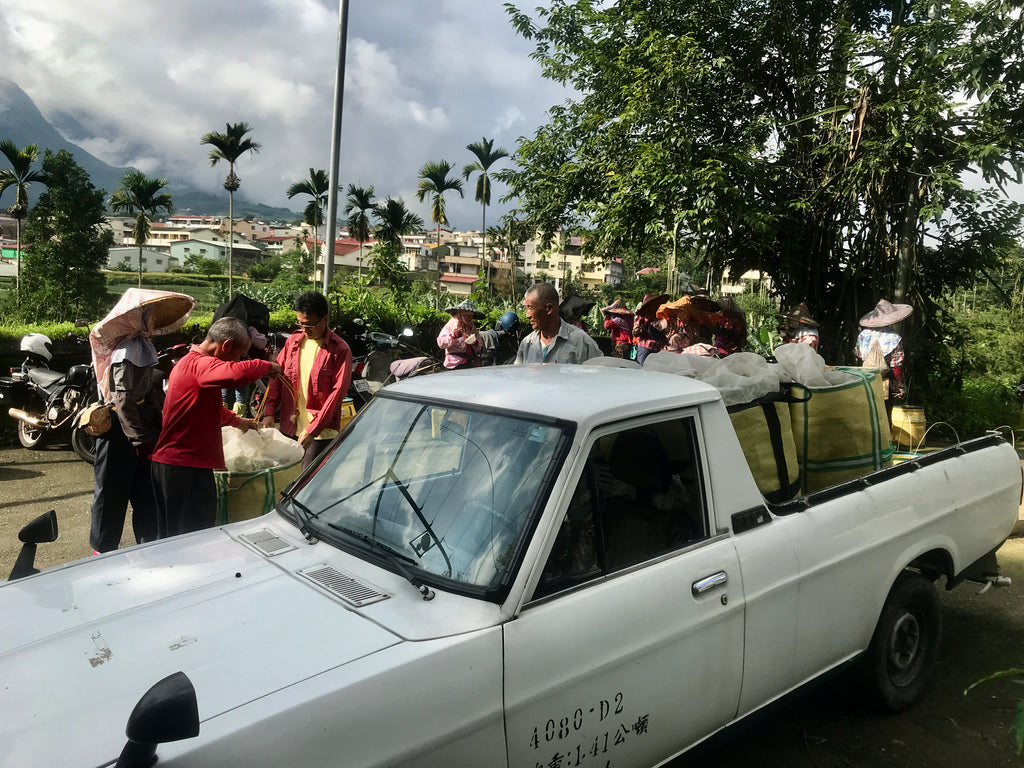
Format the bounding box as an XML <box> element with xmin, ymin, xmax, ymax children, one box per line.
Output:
<box><xmin>692</xmin><ymin>571</ymin><xmax>728</xmax><ymax>596</ymax></box>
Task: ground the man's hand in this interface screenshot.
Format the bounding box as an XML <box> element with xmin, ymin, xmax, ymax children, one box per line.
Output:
<box><xmin>260</xmin><ymin>415</ymin><xmax>275</xmax><ymax>429</ymax></box>
<box><xmin>237</xmin><ymin>418</ymin><xmax>258</xmax><ymax>433</ymax></box>
<box><xmin>269</xmin><ymin>362</ymin><xmax>283</xmax><ymax>377</ymax></box>
<box><xmin>297</xmin><ymin>429</ymin><xmax>314</xmax><ymax>449</ymax></box>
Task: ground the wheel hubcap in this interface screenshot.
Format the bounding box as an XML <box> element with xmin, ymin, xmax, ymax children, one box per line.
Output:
<box><xmin>888</xmin><ymin>610</ymin><xmax>922</xmax><ymax>685</ymax></box>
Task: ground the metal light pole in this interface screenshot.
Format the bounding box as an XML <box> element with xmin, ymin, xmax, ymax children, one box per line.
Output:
<box><xmin>322</xmin><ymin>0</ymin><xmax>350</xmax><ymax>293</ymax></box>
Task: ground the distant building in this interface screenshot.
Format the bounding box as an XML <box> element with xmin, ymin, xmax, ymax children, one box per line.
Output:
<box><xmin>169</xmin><ymin>238</ymin><xmax>263</xmax><ymax>265</ymax></box>
<box><xmin>122</xmin><ymin>224</ymin><xmax>191</xmax><ymax>251</ymax></box>
<box><xmin>106</xmin><ymin>246</ymin><xmax>180</xmax><ymax>272</ymax></box>
<box><xmin>311</xmin><ymin>237</ymin><xmax>379</xmax><ymax>283</ymax></box>
<box><xmin>165</xmin><ymin>214</ymin><xmax>222</xmax><ymax>229</ymax></box>
<box><xmin>517</xmin><ymin>231</ymin><xmax>622</xmax><ymax>291</ymax></box>
<box><xmin>719</xmin><ymin>269</ymin><xmax>771</xmax><ymax>296</ymax></box>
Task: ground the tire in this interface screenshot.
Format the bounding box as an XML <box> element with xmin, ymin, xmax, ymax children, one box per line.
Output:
<box><xmin>71</xmin><ymin>426</ymin><xmax>97</xmax><ymax>465</ymax></box>
<box><xmin>17</xmin><ymin>419</ymin><xmax>46</xmax><ymax>449</ymax></box>
<box><xmin>863</xmin><ymin>570</ymin><xmax>942</xmax><ymax>712</ymax></box>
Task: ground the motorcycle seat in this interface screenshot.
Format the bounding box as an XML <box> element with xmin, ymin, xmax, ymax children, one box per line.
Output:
<box><xmin>27</xmin><ymin>368</ymin><xmax>66</xmax><ymax>389</ymax></box>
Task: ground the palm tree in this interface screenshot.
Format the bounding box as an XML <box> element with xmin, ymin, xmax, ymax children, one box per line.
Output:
<box><xmin>369</xmin><ymin>197</ymin><xmax>423</xmax><ymax>290</ymax></box>
<box><xmin>416</xmin><ymin>160</ymin><xmax>463</xmax><ymax>307</ymax></box>
<box><xmin>416</xmin><ymin>159</ymin><xmax>463</xmax><ymax>249</ymax></box>
<box><xmin>0</xmin><ymin>140</ymin><xmax>46</xmax><ymax>294</ymax></box>
<box><xmin>371</xmin><ymin>197</ymin><xmax>424</xmax><ymax>248</ymax></box>
<box><xmin>462</xmin><ymin>137</ymin><xmax>508</xmax><ymax>293</ymax></box>
<box><xmin>109</xmin><ymin>171</ymin><xmax>174</xmax><ymax>288</ymax></box>
<box><xmin>200</xmin><ymin>122</ymin><xmax>261</xmax><ymax>296</ymax></box>
<box><xmin>343</xmin><ymin>184</ymin><xmax>375</xmax><ymax>282</ymax></box>
<box><xmin>287</xmin><ymin>168</ymin><xmax>330</xmax><ymax>282</ymax></box>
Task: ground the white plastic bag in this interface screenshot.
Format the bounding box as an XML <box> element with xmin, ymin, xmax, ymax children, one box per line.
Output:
<box><xmin>222</xmin><ymin>426</ymin><xmax>304</xmax><ymax>473</ymax></box>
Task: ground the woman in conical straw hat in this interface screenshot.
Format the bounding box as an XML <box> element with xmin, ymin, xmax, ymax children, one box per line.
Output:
<box><xmin>632</xmin><ymin>292</ymin><xmax>669</xmax><ymax>365</ymax></box>
<box><xmin>601</xmin><ymin>299</ymin><xmax>634</xmax><ymax>359</ymax></box>
<box><xmin>437</xmin><ymin>298</ymin><xmax>485</xmax><ymax>370</ymax></box>
<box><xmin>854</xmin><ymin>298</ymin><xmax>913</xmax><ymax>414</ymax></box>
<box><xmin>778</xmin><ymin>302</ymin><xmax>821</xmax><ymax>351</ymax></box>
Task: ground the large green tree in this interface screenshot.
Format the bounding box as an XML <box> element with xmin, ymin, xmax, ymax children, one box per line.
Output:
<box><xmin>344</xmin><ymin>184</ymin><xmax>376</xmax><ymax>282</ymax></box>
<box><xmin>504</xmin><ymin>0</ymin><xmax>1024</xmax><ymax>362</ymax></box>
<box><xmin>109</xmin><ymin>170</ymin><xmax>174</xmax><ymax>288</ymax></box>
<box><xmin>0</xmin><ymin>140</ymin><xmax>46</xmax><ymax>294</ymax></box>
<box><xmin>200</xmin><ymin>122</ymin><xmax>261</xmax><ymax>296</ymax></box>
<box><xmin>286</xmin><ymin>168</ymin><xmax>330</xmax><ymax>278</ymax></box>
<box><xmin>462</xmin><ymin>137</ymin><xmax>509</xmax><ymax>291</ymax></box>
<box><xmin>18</xmin><ymin>150</ymin><xmax>109</xmax><ymax>322</ymax></box>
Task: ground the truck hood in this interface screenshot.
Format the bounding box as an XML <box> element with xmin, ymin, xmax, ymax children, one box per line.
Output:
<box><xmin>0</xmin><ymin>529</ymin><xmax>403</xmax><ymax>768</ymax></box>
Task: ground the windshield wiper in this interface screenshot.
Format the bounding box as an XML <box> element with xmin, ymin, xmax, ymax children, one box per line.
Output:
<box><xmin>380</xmin><ymin>467</ymin><xmax>453</xmax><ymax>579</ymax></box>
<box><xmin>327</xmin><ymin>521</ymin><xmax>436</xmax><ymax>601</ymax></box>
<box><xmin>282</xmin><ymin>496</ymin><xmax>319</xmax><ymax>544</ymax></box>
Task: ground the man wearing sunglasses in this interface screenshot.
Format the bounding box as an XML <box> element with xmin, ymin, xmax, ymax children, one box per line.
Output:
<box><xmin>261</xmin><ymin>291</ymin><xmax>352</xmax><ymax>468</ymax></box>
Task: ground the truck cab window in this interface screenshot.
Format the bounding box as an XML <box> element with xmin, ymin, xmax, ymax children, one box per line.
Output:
<box><xmin>535</xmin><ymin>418</ymin><xmax>707</xmax><ymax>599</ymax></box>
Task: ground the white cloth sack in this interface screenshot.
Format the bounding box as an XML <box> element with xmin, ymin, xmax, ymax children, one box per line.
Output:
<box><xmin>772</xmin><ymin>343</ymin><xmax>853</xmax><ymax>388</ymax></box>
<box><xmin>222</xmin><ymin>426</ymin><xmax>304</xmax><ymax>473</ymax></box>
<box><xmin>644</xmin><ymin>350</ymin><xmax>780</xmax><ymax>406</ymax></box>
<box><xmin>642</xmin><ymin>345</ymin><xmax>857</xmax><ymax>406</ymax></box>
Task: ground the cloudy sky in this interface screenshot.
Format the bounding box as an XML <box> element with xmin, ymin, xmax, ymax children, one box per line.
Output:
<box><xmin>0</xmin><ymin>0</ymin><xmax>568</xmax><ymax>228</ymax></box>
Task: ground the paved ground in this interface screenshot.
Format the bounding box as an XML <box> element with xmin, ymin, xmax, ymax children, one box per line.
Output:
<box><xmin>3</xmin><ymin>439</ymin><xmax>1024</xmax><ymax>766</ymax></box>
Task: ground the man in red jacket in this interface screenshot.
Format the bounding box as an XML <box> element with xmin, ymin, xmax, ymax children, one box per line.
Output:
<box><xmin>151</xmin><ymin>317</ymin><xmax>281</xmax><ymax>538</ymax></box>
<box><xmin>260</xmin><ymin>291</ymin><xmax>352</xmax><ymax>469</ymax></box>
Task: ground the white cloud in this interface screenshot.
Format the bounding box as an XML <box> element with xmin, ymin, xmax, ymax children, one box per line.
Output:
<box><xmin>0</xmin><ymin>0</ymin><xmax>569</xmax><ymax>228</ymax></box>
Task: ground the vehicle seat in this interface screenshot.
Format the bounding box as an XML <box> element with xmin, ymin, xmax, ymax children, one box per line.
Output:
<box><xmin>602</xmin><ymin>428</ymin><xmax>690</xmax><ymax>569</ymax></box>
<box><xmin>27</xmin><ymin>368</ymin><xmax>65</xmax><ymax>389</ymax></box>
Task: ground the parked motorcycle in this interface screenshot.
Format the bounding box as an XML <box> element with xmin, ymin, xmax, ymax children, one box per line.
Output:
<box><xmin>479</xmin><ymin>311</ymin><xmax>523</xmax><ymax>366</ymax></box>
<box><xmin>348</xmin><ymin>320</ymin><xmax>442</xmax><ymax>410</ymax></box>
<box><xmin>0</xmin><ymin>333</ymin><xmax>100</xmax><ymax>463</ymax></box>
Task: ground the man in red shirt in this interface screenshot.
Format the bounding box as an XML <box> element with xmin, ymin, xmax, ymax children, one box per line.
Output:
<box><xmin>151</xmin><ymin>317</ymin><xmax>281</xmax><ymax>538</ymax></box>
<box><xmin>260</xmin><ymin>291</ymin><xmax>352</xmax><ymax>469</ymax></box>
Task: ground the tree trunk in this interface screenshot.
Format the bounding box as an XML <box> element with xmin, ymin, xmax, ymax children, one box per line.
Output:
<box><xmin>15</xmin><ymin>216</ymin><xmax>21</xmax><ymax>299</ymax></box>
<box><xmin>228</xmin><ymin>189</ymin><xmax>234</xmax><ymax>297</ymax></box>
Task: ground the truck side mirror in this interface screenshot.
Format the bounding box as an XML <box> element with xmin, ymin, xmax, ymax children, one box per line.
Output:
<box><xmin>115</xmin><ymin>671</ymin><xmax>200</xmax><ymax>768</ymax></box>
<box><xmin>7</xmin><ymin>510</ymin><xmax>58</xmax><ymax>581</ymax></box>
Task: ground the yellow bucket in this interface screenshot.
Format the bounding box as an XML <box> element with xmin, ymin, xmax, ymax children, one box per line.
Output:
<box><xmin>339</xmin><ymin>398</ymin><xmax>357</xmax><ymax>429</ymax></box>
<box><xmin>891</xmin><ymin>406</ymin><xmax>926</xmax><ymax>449</ymax></box>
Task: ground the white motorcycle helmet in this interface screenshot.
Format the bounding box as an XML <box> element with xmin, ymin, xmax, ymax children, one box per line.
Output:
<box><xmin>21</xmin><ymin>333</ymin><xmax>54</xmax><ymax>363</ymax></box>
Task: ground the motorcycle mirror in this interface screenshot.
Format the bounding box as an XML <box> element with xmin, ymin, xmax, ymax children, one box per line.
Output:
<box><xmin>116</xmin><ymin>672</ymin><xmax>200</xmax><ymax>768</ymax></box>
<box><xmin>353</xmin><ymin>317</ymin><xmax>366</xmax><ymax>327</ymax></box>
<box><xmin>7</xmin><ymin>510</ymin><xmax>58</xmax><ymax>581</ymax></box>
<box><xmin>401</xmin><ymin>328</ymin><xmax>414</xmax><ymax>338</ymax></box>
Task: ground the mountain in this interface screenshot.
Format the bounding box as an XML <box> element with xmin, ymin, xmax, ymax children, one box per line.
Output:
<box><xmin>0</xmin><ymin>78</ymin><xmax>132</xmax><ymax>200</ymax></box>
<box><xmin>0</xmin><ymin>79</ymin><xmax>299</xmax><ymax>221</ymax></box>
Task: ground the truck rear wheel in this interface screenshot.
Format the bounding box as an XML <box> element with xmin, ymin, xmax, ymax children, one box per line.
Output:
<box><xmin>864</xmin><ymin>571</ymin><xmax>942</xmax><ymax>712</ymax></box>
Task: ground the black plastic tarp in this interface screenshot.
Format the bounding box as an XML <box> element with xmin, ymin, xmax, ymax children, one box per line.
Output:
<box><xmin>212</xmin><ymin>295</ymin><xmax>271</xmax><ymax>334</ymax></box>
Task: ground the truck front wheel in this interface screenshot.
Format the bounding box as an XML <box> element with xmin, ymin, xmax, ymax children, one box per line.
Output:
<box><xmin>864</xmin><ymin>571</ymin><xmax>942</xmax><ymax>712</ymax></box>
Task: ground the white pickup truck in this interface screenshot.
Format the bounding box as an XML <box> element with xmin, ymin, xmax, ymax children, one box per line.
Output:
<box><xmin>2</xmin><ymin>364</ymin><xmax>1021</xmax><ymax>768</ymax></box>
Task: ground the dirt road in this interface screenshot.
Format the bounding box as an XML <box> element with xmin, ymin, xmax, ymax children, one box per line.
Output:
<box><xmin>3</xmin><ymin>442</ymin><xmax>1024</xmax><ymax>766</ymax></box>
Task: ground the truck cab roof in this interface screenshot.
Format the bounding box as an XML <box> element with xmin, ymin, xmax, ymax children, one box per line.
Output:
<box><xmin>383</xmin><ymin>363</ymin><xmax>721</xmax><ymax>428</ymax></box>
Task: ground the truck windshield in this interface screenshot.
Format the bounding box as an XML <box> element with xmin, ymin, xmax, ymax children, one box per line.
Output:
<box><xmin>288</xmin><ymin>395</ymin><xmax>565</xmax><ymax>591</ymax></box>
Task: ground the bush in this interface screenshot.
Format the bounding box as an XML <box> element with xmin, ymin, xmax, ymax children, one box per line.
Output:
<box><xmin>919</xmin><ymin>376</ymin><xmax>1021</xmax><ymax>441</ymax></box>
